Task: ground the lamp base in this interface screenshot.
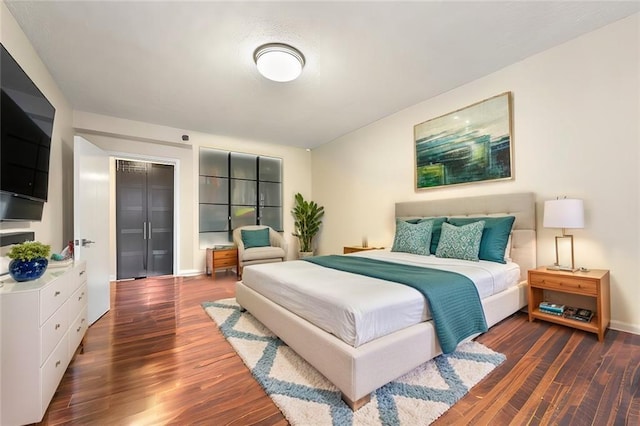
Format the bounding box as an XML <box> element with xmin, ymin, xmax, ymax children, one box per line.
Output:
<box><xmin>546</xmin><ymin>264</ymin><xmax>578</xmax><ymax>272</ymax></box>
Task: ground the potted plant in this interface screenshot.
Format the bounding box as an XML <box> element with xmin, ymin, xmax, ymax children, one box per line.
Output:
<box><xmin>7</xmin><ymin>241</ymin><xmax>51</xmax><ymax>282</ymax></box>
<box><xmin>291</xmin><ymin>193</ymin><xmax>325</xmax><ymax>258</ymax></box>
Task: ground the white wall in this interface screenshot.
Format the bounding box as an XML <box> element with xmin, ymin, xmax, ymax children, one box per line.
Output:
<box><xmin>0</xmin><ymin>2</ymin><xmax>75</xmax><ymax>417</ymax></box>
<box><xmin>0</xmin><ymin>2</ymin><xmax>74</xmax><ymax>258</ymax></box>
<box><xmin>74</xmin><ymin>112</ymin><xmax>311</xmax><ymax>277</ymax></box>
<box><xmin>312</xmin><ymin>14</ymin><xmax>640</xmax><ymax>334</ymax></box>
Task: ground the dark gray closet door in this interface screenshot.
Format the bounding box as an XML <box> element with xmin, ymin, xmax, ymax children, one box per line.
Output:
<box><xmin>146</xmin><ymin>163</ymin><xmax>173</xmax><ymax>276</ymax></box>
<box><xmin>116</xmin><ymin>160</ymin><xmax>174</xmax><ymax>279</ymax></box>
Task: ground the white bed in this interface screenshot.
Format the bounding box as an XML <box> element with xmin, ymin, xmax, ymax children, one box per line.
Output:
<box><xmin>236</xmin><ymin>192</ymin><xmax>536</xmax><ymax>409</ymax></box>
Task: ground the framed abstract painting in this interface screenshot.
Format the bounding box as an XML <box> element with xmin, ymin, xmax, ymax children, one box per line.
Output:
<box><xmin>414</xmin><ymin>92</ymin><xmax>513</xmax><ymax>190</ymax></box>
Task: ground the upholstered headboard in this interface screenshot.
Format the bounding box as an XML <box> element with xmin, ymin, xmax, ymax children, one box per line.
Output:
<box><xmin>395</xmin><ymin>192</ymin><xmax>536</xmax><ymax>282</ymax></box>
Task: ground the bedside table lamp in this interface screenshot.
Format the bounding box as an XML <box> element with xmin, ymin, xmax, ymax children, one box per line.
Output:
<box><xmin>543</xmin><ymin>198</ymin><xmax>584</xmax><ymax>272</ymax></box>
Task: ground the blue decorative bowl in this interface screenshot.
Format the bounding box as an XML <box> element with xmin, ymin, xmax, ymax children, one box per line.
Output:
<box><xmin>9</xmin><ymin>258</ymin><xmax>49</xmax><ymax>282</ymax></box>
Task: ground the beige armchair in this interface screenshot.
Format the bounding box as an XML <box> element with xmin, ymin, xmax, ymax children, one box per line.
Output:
<box><xmin>233</xmin><ymin>225</ymin><xmax>287</xmax><ymax>276</ymax></box>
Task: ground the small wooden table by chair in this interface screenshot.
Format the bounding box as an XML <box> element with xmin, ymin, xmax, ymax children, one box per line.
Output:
<box><xmin>206</xmin><ymin>247</ymin><xmax>238</xmax><ymax>279</ymax></box>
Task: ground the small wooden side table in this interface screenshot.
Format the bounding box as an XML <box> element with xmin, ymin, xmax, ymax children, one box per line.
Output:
<box><xmin>343</xmin><ymin>246</ymin><xmax>383</xmax><ymax>254</ymax></box>
<box><xmin>527</xmin><ymin>267</ymin><xmax>610</xmax><ymax>341</ymax></box>
<box><xmin>206</xmin><ymin>247</ymin><xmax>238</xmax><ymax>279</ymax></box>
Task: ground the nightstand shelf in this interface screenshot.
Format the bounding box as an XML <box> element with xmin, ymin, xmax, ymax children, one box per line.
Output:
<box><xmin>528</xmin><ymin>267</ymin><xmax>610</xmax><ymax>341</ymax></box>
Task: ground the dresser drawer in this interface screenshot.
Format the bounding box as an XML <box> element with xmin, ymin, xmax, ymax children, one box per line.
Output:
<box><xmin>69</xmin><ymin>306</ymin><xmax>88</xmax><ymax>355</ymax></box>
<box><xmin>68</xmin><ymin>283</ymin><xmax>87</xmax><ymax>323</ymax></box>
<box><xmin>213</xmin><ymin>249</ymin><xmax>237</xmax><ymax>260</ymax></box>
<box><xmin>40</xmin><ymin>277</ymin><xmax>68</xmax><ymax>325</ymax></box>
<box><xmin>41</xmin><ymin>334</ymin><xmax>69</xmax><ymax>415</ymax></box>
<box><xmin>41</xmin><ymin>303</ymin><xmax>69</xmax><ymax>365</ymax></box>
<box><xmin>529</xmin><ymin>273</ymin><xmax>597</xmax><ymax>296</ymax></box>
<box><xmin>69</xmin><ymin>262</ymin><xmax>88</xmax><ymax>294</ymax></box>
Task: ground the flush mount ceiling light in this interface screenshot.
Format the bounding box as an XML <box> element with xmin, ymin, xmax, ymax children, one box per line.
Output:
<box><xmin>254</xmin><ymin>43</ymin><xmax>305</xmax><ymax>82</ymax></box>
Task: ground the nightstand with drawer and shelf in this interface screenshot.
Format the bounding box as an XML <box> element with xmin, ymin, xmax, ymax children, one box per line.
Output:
<box><xmin>206</xmin><ymin>247</ymin><xmax>238</xmax><ymax>278</ymax></box>
<box><xmin>343</xmin><ymin>246</ymin><xmax>384</xmax><ymax>254</ymax></box>
<box><xmin>527</xmin><ymin>267</ymin><xmax>610</xmax><ymax>341</ymax></box>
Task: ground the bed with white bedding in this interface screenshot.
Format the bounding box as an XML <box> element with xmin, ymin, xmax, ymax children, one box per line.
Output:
<box><xmin>242</xmin><ymin>250</ymin><xmax>520</xmax><ymax>347</ymax></box>
<box><xmin>236</xmin><ymin>192</ymin><xmax>536</xmax><ymax>409</ymax></box>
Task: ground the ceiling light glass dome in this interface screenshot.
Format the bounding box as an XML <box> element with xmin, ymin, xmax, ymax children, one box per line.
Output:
<box><xmin>254</xmin><ymin>43</ymin><xmax>305</xmax><ymax>82</ymax></box>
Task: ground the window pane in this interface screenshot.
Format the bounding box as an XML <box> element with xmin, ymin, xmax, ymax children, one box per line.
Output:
<box><xmin>199</xmin><ymin>204</ymin><xmax>229</xmax><ymax>232</ymax></box>
<box><xmin>199</xmin><ymin>176</ymin><xmax>229</xmax><ymax>204</ymax></box>
<box><xmin>231</xmin><ymin>179</ymin><xmax>257</xmax><ymax>205</ymax></box>
<box><xmin>231</xmin><ymin>206</ymin><xmax>257</xmax><ymax>229</ymax></box>
<box><xmin>261</xmin><ymin>207</ymin><xmax>283</xmax><ymax>231</ymax></box>
<box><xmin>259</xmin><ymin>156</ymin><xmax>282</xmax><ymax>182</ymax></box>
<box><xmin>200</xmin><ymin>148</ymin><xmax>228</xmax><ymax>177</ymax></box>
<box><xmin>230</xmin><ymin>152</ymin><xmax>257</xmax><ymax>179</ymax></box>
<box><xmin>260</xmin><ymin>182</ymin><xmax>281</xmax><ymax>207</ymax></box>
<box><xmin>199</xmin><ymin>231</ymin><xmax>232</xmax><ymax>249</ymax></box>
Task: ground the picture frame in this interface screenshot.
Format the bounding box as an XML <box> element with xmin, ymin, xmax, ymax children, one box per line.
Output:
<box><xmin>414</xmin><ymin>92</ymin><xmax>513</xmax><ymax>190</ymax></box>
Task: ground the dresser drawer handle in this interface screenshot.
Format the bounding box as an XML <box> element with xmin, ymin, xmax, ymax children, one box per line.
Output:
<box><xmin>55</xmin><ymin>323</ymin><xmax>61</xmax><ymax>330</ymax></box>
<box><xmin>77</xmin><ymin>326</ymin><xmax>82</xmax><ymax>332</ymax></box>
<box><xmin>78</xmin><ymin>292</ymin><xmax>84</xmax><ymax>301</ymax></box>
<box><xmin>54</xmin><ymin>290</ymin><xmax>61</xmax><ymax>296</ymax></box>
<box><xmin>55</xmin><ymin>360</ymin><xmax>61</xmax><ymax>368</ymax></box>
<box><xmin>81</xmin><ymin>318</ymin><xmax>86</xmax><ymax>323</ymax></box>
<box><xmin>79</xmin><ymin>270</ymin><xmax>85</xmax><ymax>276</ymax></box>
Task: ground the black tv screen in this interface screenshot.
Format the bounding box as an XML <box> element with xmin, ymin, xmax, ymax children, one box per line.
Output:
<box><xmin>1</xmin><ymin>43</ymin><xmax>55</xmax><ymax>220</ymax></box>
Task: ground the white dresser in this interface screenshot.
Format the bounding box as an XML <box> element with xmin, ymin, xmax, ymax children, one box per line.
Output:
<box><xmin>1</xmin><ymin>261</ymin><xmax>88</xmax><ymax>426</ymax></box>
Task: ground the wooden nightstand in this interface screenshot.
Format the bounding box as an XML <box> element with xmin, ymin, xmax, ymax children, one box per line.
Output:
<box><xmin>528</xmin><ymin>267</ymin><xmax>610</xmax><ymax>341</ymax></box>
<box><xmin>343</xmin><ymin>246</ymin><xmax>383</xmax><ymax>254</ymax></box>
<box><xmin>206</xmin><ymin>247</ymin><xmax>238</xmax><ymax>279</ymax></box>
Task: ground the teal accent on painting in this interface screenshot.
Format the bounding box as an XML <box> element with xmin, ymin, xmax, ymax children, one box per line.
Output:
<box><xmin>241</xmin><ymin>228</ymin><xmax>270</xmax><ymax>248</ymax></box>
<box><xmin>303</xmin><ymin>255</ymin><xmax>487</xmax><ymax>354</ymax></box>
<box><xmin>436</xmin><ymin>221</ymin><xmax>485</xmax><ymax>262</ymax></box>
<box><xmin>448</xmin><ymin>216</ymin><xmax>515</xmax><ymax>264</ymax></box>
<box><xmin>391</xmin><ymin>219</ymin><xmax>433</xmax><ymax>256</ymax></box>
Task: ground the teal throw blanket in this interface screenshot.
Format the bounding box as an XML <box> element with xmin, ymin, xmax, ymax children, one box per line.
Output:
<box><xmin>303</xmin><ymin>255</ymin><xmax>487</xmax><ymax>353</ymax></box>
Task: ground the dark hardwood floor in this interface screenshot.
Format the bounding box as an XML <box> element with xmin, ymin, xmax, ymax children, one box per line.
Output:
<box><xmin>38</xmin><ymin>273</ymin><xmax>639</xmax><ymax>425</ymax></box>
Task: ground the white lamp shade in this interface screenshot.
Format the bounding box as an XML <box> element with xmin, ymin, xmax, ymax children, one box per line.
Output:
<box><xmin>254</xmin><ymin>43</ymin><xmax>305</xmax><ymax>82</ymax></box>
<box><xmin>543</xmin><ymin>199</ymin><xmax>585</xmax><ymax>229</ymax></box>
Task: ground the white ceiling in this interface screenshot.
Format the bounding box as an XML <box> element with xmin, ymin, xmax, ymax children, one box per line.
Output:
<box><xmin>5</xmin><ymin>1</ymin><xmax>639</xmax><ymax>149</ymax></box>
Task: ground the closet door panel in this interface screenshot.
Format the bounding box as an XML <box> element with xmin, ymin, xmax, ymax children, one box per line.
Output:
<box><xmin>116</xmin><ymin>162</ymin><xmax>148</xmax><ymax>279</ymax></box>
<box><xmin>147</xmin><ymin>163</ymin><xmax>174</xmax><ymax>277</ymax></box>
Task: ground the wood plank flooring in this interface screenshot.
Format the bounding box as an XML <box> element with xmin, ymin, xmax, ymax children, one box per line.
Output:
<box><xmin>37</xmin><ymin>273</ymin><xmax>639</xmax><ymax>425</ymax></box>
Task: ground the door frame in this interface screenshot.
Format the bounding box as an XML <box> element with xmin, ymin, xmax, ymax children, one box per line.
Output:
<box><xmin>109</xmin><ymin>152</ymin><xmax>180</xmax><ymax>281</ymax></box>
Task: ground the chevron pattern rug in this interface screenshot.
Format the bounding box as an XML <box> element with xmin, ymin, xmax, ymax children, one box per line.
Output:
<box><xmin>203</xmin><ymin>299</ymin><xmax>505</xmax><ymax>425</ymax></box>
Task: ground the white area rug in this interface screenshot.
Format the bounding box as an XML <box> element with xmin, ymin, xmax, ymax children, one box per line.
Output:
<box><xmin>203</xmin><ymin>298</ymin><xmax>505</xmax><ymax>425</ymax></box>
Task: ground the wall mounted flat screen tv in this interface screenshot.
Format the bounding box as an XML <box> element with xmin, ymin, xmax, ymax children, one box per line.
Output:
<box><xmin>1</xmin><ymin>43</ymin><xmax>56</xmax><ymax>221</ymax></box>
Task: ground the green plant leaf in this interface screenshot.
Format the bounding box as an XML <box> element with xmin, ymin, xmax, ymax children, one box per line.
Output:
<box><xmin>7</xmin><ymin>241</ymin><xmax>52</xmax><ymax>261</ymax></box>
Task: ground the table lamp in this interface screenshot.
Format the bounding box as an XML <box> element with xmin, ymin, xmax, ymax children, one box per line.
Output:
<box><xmin>543</xmin><ymin>198</ymin><xmax>584</xmax><ymax>272</ymax></box>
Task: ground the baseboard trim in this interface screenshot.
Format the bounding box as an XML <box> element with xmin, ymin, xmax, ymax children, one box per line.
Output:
<box><xmin>609</xmin><ymin>320</ymin><xmax>640</xmax><ymax>336</ymax></box>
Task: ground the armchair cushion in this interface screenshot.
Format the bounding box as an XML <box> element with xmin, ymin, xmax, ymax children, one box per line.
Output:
<box><xmin>242</xmin><ymin>246</ymin><xmax>286</xmax><ymax>262</ymax></box>
<box><xmin>241</xmin><ymin>228</ymin><xmax>270</xmax><ymax>249</ymax></box>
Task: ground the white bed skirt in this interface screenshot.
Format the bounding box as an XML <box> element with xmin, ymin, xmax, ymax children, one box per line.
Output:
<box><xmin>236</xmin><ymin>280</ymin><xmax>528</xmax><ymax>403</ymax></box>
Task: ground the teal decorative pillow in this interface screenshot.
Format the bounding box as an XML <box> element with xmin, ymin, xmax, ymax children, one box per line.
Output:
<box><xmin>435</xmin><ymin>221</ymin><xmax>485</xmax><ymax>261</ymax></box>
<box><xmin>241</xmin><ymin>228</ymin><xmax>270</xmax><ymax>249</ymax></box>
<box><xmin>391</xmin><ymin>219</ymin><xmax>433</xmax><ymax>256</ymax></box>
<box><xmin>419</xmin><ymin>217</ymin><xmax>447</xmax><ymax>255</ymax></box>
<box><xmin>448</xmin><ymin>216</ymin><xmax>515</xmax><ymax>264</ymax></box>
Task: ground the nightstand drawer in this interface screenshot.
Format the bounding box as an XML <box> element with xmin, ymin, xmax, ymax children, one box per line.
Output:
<box><xmin>214</xmin><ymin>258</ymin><xmax>236</xmax><ymax>268</ymax></box>
<box><xmin>529</xmin><ymin>273</ymin><xmax>597</xmax><ymax>296</ymax></box>
<box><xmin>213</xmin><ymin>249</ymin><xmax>237</xmax><ymax>260</ymax></box>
